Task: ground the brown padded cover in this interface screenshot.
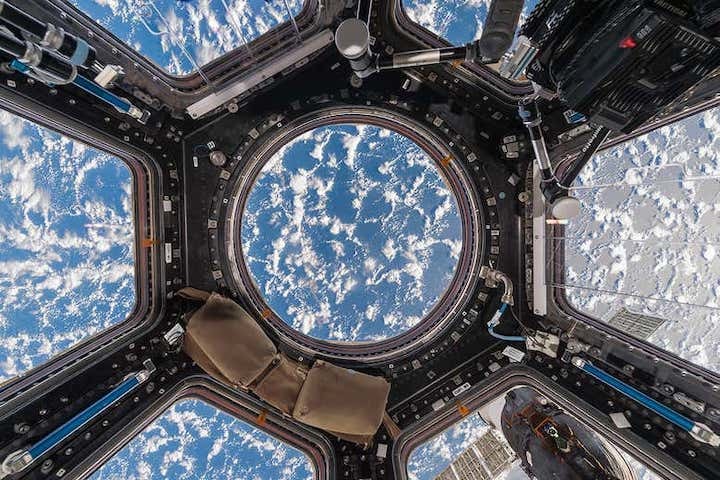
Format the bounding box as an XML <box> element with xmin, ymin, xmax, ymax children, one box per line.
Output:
<box><xmin>183</xmin><ymin>328</ymin><xmax>231</xmax><ymax>385</ymax></box>
<box><xmin>176</xmin><ymin>287</ymin><xmax>211</xmax><ymax>302</ymax></box>
<box><xmin>184</xmin><ymin>292</ymin><xmax>277</xmax><ymax>387</ymax></box>
<box><xmin>182</xmin><ymin>292</ymin><xmax>392</xmax><ymax>442</ymax></box>
<box><xmin>292</xmin><ymin>360</ymin><xmax>391</xmax><ymax>436</ymax></box>
<box><xmin>254</xmin><ymin>353</ymin><xmax>308</xmax><ymax>415</ymax></box>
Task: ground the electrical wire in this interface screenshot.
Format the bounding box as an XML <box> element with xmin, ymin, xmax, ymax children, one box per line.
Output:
<box><xmin>488</xmin><ymin>303</ymin><xmax>527</xmax><ymax>342</ymax></box>
<box><xmin>281</xmin><ymin>0</ymin><xmax>302</xmax><ymax>41</ymax></box>
<box><xmin>488</xmin><ymin>326</ymin><xmax>526</xmax><ymax>342</ymax></box>
<box><xmin>550</xmin><ymin>282</ymin><xmax>720</xmax><ymax>312</ymax></box>
<box><xmin>218</xmin><ymin>0</ymin><xmax>255</xmax><ymax>56</ymax></box>
<box><xmin>142</xmin><ymin>0</ymin><xmax>213</xmax><ymax>87</ymax></box>
<box><xmin>550</xmin><ymin>235</ymin><xmax>720</xmax><ymax>248</ymax></box>
<box><xmin>509</xmin><ymin>304</ymin><xmax>543</xmax><ymax>348</ymax></box>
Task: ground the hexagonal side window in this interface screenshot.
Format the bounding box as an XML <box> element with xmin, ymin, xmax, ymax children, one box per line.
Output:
<box><xmin>400</xmin><ymin>0</ymin><xmax>539</xmax><ymax>46</ymax></box>
<box><xmin>406</xmin><ymin>386</ymin><xmax>662</xmax><ymax>480</ymax></box>
<box><xmin>0</xmin><ymin>109</ymin><xmax>135</xmax><ymax>382</ymax></box>
<box><xmin>70</xmin><ymin>0</ymin><xmax>307</xmax><ymax>76</ymax></box>
<box><xmin>562</xmin><ymin>106</ymin><xmax>720</xmax><ymax>372</ymax></box>
<box><xmin>90</xmin><ymin>398</ymin><xmax>315</xmax><ymax>479</ymax></box>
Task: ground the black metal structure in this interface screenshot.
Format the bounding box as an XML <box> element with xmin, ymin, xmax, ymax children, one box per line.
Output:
<box><xmin>2</xmin><ymin>0</ymin><xmax>720</xmax><ymax>479</ymax></box>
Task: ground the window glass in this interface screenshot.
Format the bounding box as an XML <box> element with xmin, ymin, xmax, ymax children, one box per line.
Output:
<box><xmin>401</xmin><ymin>0</ymin><xmax>539</xmax><ymax>46</ymax></box>
<box><xmin>564</xmin><ymin>107</ymin><xmax>720</xmax><ymax>371</ymax></box>
<box><xmin>72</xmin><ymin>0</ymin><xmax>304</xmax><ymax>75</ymax></box>
<box><xmin>0</xmin><ymin>110</ymin><xmax>135</xmax><ymax>382</ymax></box>
<box><xmin>407</xmin><ymin>387</ymin><xmax>661</xmax><ymax>480</ymax></box>
<box><xmin>241</xmin><ymin>124</ymin><xmax>462</xmax><ymax>342</ymax></box>
<box><xmin>91</xmin><ymin>399</ymin><xmax>314</xmax><ymax>479</ymax></box>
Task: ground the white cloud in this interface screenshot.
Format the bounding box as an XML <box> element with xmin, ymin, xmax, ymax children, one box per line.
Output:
<box><xmin>241</xmin><ymin>123</ymin><xmax>462</xmax><ymax>342</ymax></box>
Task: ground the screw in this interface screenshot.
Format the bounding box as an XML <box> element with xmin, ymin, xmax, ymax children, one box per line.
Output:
<box><xmin>41</xmin><ymin>459</ymin><xmax>53</xmax><ymax>474</ymax></box>
<box><xmin>14</xmin><ymin>423</ymin><xmax>30</xmax><ymax>434</ymax></box>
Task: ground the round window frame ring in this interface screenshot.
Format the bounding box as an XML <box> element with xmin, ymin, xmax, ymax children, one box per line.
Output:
<box><xmin>218</xmin><ymin>105</ymin><xmax>487</xmax><ymax>364</ymax></box>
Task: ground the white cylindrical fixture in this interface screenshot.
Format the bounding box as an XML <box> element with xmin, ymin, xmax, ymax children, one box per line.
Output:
<box><xmin>335</xmin><ymin>18</ymin><xmax>370</xmax><ymax>60</ymax></box>
<box><xmin>551</xmin><ymin>196</ymin><xmax>581</xmax><ymax>220</ymax></box>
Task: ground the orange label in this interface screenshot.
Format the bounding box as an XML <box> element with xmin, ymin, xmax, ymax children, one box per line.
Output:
<box><xmin>256</xmin><ymin>410</ymin><xmax>268</xmax><ymax>426</ymax></box>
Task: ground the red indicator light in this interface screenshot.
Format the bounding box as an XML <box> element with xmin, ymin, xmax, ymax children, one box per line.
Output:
<box><xmin>619</xmin><ymin>36</ymin><xmax>637</xmax><ymax>49</ymax></box>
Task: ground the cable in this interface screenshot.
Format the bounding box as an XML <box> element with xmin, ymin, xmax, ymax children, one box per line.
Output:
<box><xmin>488</xmin><ymin>325</ymin><xmax>526</xmax><ymax>342</ymax></box>
<box><xmin>551</xmin><ymin>282</ymin><xmax>720</xmax><ymax>312</ymax></box>
<box><xmin>488</xmin><ymin>303</ymin><xmax>526</xmax><ymax>342</ymax></box>
<box><xmin>509</xmin><ymin>304</ymin><xmax>543</xmax><ymax>348</ymax></box>
<box><xmin>509</xmin><ymin>303</ymin><xmax>529</xmax><ymax>330</ymax></box>
<box><xmin>145</xmin><ymin>0</ymin><xmax>213</xmax><ymax>87</ymax></box>
<box><xmin>218</xmin><ymin>0</ymin><xmax>255</xmax><ymax>56</ymax></box>
<box><xmin>550</xmin><ymin>235</ymin><xmax>720</xmax><ymax>248</ymax></box>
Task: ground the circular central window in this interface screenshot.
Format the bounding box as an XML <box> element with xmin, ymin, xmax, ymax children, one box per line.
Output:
<box><xmin>240</xmin><ymin>124</ymin><xmax>462</xmax><ymax>342</ymax></box>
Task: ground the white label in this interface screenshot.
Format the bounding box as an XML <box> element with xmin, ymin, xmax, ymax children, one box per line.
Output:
<box><xmin>452</xmin><ymin>382</ymin><xmax>472</xmax><ymax>397</ymax></box>
<box><xmin>610</xmin><ymin>412</ymin><xmax>631</xmax><ymax>429</ymax></box>
<box><xmin>431</xmin><ymin>399</ymin><xmax>446</xmax><ymax>411</ymax></box>
<box><xmin>376</xmin><ymin>443</ymin><xmax>387</xmax><ymax>459</ymax></box>
<box><xmin>164</xmin><ymin>243</ymin><xmax>173</xmax><ymax>263</ymax></box>
<box><xmin>503</xmin><ymin>346</ymin><xmax>525</xmax><ymax>363</ymax></box>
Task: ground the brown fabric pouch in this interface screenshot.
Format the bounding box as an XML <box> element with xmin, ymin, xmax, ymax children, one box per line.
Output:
<box><xmin>176</xmin><ymin>287</ymin><xmax>211</xmax><ymax>302</ymax></box>
<box><xmin>183</xmin><ymin>328</ymin><xmax>231</xmax><ymax>385</ymax></box>
<box><xmin>184</xmin><ymin>292</ymin><xmax>277</xmax><ymax>387</ymax></box>
<box><xmin>292</xmin><ymin>360</ymin><xmax>391</xmax><ymax>436</ymax></box>
<box><xmin>254</xmin><ymin>353</ymin><xmax>308</xmax><ymax>415</ymax></box>
<box><xmin>182</xmin><ymin>292</ymin><xmax>391</xmax><ymax>443</ymax></box>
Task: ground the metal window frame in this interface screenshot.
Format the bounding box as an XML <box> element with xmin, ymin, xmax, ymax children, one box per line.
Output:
<box><xmin>0</xmin><ymin>82</ymin><xmax>164</xmax><ymax>412</ymax></box>
<box><xmin>547</xmin><ymin>97</ymin><xmax>720</xmax><ymax>385</ymax></box>
<box><xmin>68</xmin><ymin>375</ymin><xmax>334</xmax><ymax>479</ymax></box>
<box><xmin>218</xmin><ymin>105</ymin><xmax>485</xmax><ymax>363</ymax></box>
<box><xmin>33</xmin><ymin>0</ymin><xmax>324</xmax><ymax>89</ymax></box>
<box><xmin>392</xmin><ymin>365</ymin><xmax>699</xmax><ymax>480</ymax></box>
<box><xmin>389</xmin><ymin>0</ymin><xmax>533</xmax><ymax>99</ymax></box>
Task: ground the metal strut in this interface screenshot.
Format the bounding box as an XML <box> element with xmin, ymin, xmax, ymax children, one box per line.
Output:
<box><xmin>334</xmin><ymin>18</ymin><xmax>490</xmax><ymax>81</ymax></box>
<box><xmin>10</xmin><ymin>59</ymin><xmax>149</xmax><ymax>123</ymax></box>
<box><xmin>335</xmin><ymin>0</ymin><xmax>524</xmax><ymax>80</ymax></box>
<box><xmin>519</xmin><ymin>99</ymin><xmax>582</xmax><ymax>220</ymax></box>
<box><xmin>571</xmin><ymin>357</ymin><xmax>720</xmax><ymax>447</ymax></box>
<box><xmin>0</xmin><ymin>2</ymin><xmax>150</xmax><ymax>123</ymax></box>
<box><xmin>0</xmin><ymin>360</ymin><xmax>156</xmax><ymax>478</ymax></box>
<box><xmin>0</xmin><ymin>0</ymin><xmax>97</xmax><ymax>69</ymax></box>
